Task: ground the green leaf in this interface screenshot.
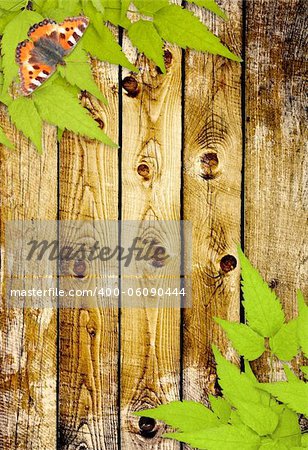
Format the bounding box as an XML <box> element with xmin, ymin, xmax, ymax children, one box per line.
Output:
<box><xmin>0</xmin><ymin>0</ymin><xmax>26</xmax><ymax>10</ymax></box>
<box><xmin>57</xmin><ymin>127</ymin><xmax>64</xmax><ymax>143</ymax></box>
<box><xmin>208</xmin><ymin>395</ymin><xmax>231</xmax><ymax>424</ymax></box>
<box><xmin>32</xmin><ymin>0</ymin><xmax>46</xmax><ymax>7</ymax></box>
<box><xmin>259</xmin><ymin>442</ymin><xmax>288</xmax><ymax>450</ymax></box>
<box><xmin>243</xmin><ymin>360</ymin><xmax>273</xmax><ymax>407</ymax></box>
<box><xmin>134</xmin><ymin>401</ymin><xmax>220</xmax><ymax>432</ymax></box>
<box><xmin>229</xmin><ymin>409</ymin><xmax>242</xmax><ymax>427</ymax></box>
<box><xmin>244</xmin><ymin>360</ymin><xmax>258</xmax><ymax>382</ymax></box>
<box><xmin>1</xmin><ymin>9</ymin><xmax>43</xmax><ymax>93</ymax></box>
<box><xmin>102</xmin><ymin>0</ymin><xmax>130</xmax><ymax>28</ymax></box>
<box><xmin>128</xmin><ymin>20</ymin><xmax>165</xmax><ymax>72</ymax></box>
<box><xmin>164</xmin><ymin>425</ymin><xmax>261</xmax><ymax>450</ymax></box>
<box><xmin>0</xmin><ymin>124</ymin><xmax>13</xmax><ymax>149</ymax></box>
<box><xmin>301</xmin><ymin>366</ymin><xmax>308</xmax><ymax>378</ymax></box>
<box><xmin>83</xmin><ymin>23</ymin><xmax>137</xmax><ymax>71</ymax></box>
<box><xmin>234</xmin><ymin>399</ymin><xmax>279</xmax><ymax>436</ymax></box>
<box><xmin>283</xmin><ymin>365</ymin><xmax>299</xmax><ymax>383</ymax></box>
<box><xmin>258</xmin><ymin>380</ymin><xmax>308</xmax><ymax>416</ymax></box>
<box><xmin>58</xmin><ymin>44</ymin><xmax>107</xmax><ymax>104</ymax></box>
<box><xmin>238</xmin><ymin>248</ymin><xmax>285</xmax><ymax>337</ymax></box>
<box><xmin>0</xmin><ymin>71</ymin><xmax>12</xmax><ymax>105</ymax></box>
<box><xmin>302</xmin><ymin>434</ymin><xmax>308</xmax><ymax>447</ymax></box>
<box><xmin>33</xmin><ymin>83</ymin><xmax>116</xmax><ymax>147</ymax></box>
<box><xmin>154</xmin><ymin>5</ymin><xmax>241</xmax><ymax>62</ymax></box>
<box><xmin>187</xmin><ymin>0</ymin><xmax>228</xmax><ymax>19</ymax></box>
<box><xmin>41</xmin><ymin>6</ymin><xmax>81</xmax><ymax>21</ymax></box>
<box><xmin>0</xmin><ymin>10</ymin><xmax>19</xmax><ymax>34</ymax></box>
<box><xmin>8</xmin><ymin>97</ymin><xmax>42</xmax><ymax>153</ymax></box>
<box><xmin>271</xmin><ymin>405</ymin><xmax>301</xmax><ymax>447</ymax></box>
<box><xmin>215</xmin><ymin>318</ymin><xmax>265</xmax><ymax>360</ymax></box>
<box><xmin>38</xmin><ymin>0</ymin><xmax>58</xmax><ymax>15</ymax></box>
<box><xmin>270</xmin><ymin>319</ymin><xmax>299</xmax><ymax>361</ymax></box>
<box><xmin>133</xmin><ymin>0</ymin><xmax>169</xmax><ymax>15</ymax></box>
<box><xmin>297</xmin><ymin>290</ymin><xmax>308</xmax><ymax>356</ymax></box>
<box><xmin>91</xmin><ymin>0</ymin><xmax>104</xmax><ymax>13</ymax></box>
<box><xmin>213</xmin><ymin>346</ymin><xmax>278</xmax><ymax>436</ymax></box>
<box><xmin>213</xmin><ymin>345</ymin><xmax>261</xmax><ymax>405</ymax></box>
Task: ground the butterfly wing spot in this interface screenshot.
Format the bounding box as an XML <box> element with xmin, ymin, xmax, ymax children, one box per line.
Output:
<box><xmin>38</xmin><ymin>71</ymin><xmax>49</xmax><ymax>78</ymax></box>
<box><xmin>74</xmin><ymin>28</ymin><xmax>83</xmax><ymax>37</ymax></box>
<box><xmin>16</xmin><ymin>40</ymin><xmax>55</xmax><ymax>96</ymax></box>
<box><xmin>67</xmin><ymin>36</ymin><xmax>76</xmax><ymax>47</ymax></box>
<box><xmin>28</xmin><ymin>19</ymin><xmax>58</xmax><ymax>42</ymax></box>
<box><xmin>58</xmin><ymin>16</ymin><xmax>89</xmax><ymax>53</ymax></box>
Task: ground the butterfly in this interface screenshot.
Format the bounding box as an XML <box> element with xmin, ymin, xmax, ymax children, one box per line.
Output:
<box><xmin>16</xmin><ymin>16</ymin><xmax>89</xmax><ymax>96</ymax></box>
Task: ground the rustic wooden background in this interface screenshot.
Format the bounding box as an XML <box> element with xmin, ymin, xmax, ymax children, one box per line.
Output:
<box><xmin>0</xmin><ymin>0</ymin><xmax>307</xmax><ymax>449</ymax></box>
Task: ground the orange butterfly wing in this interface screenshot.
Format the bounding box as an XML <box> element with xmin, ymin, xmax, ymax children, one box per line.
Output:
<box><xmin>28</xmin><ymin>19</ymin><xmax>58</xmax><ymax>41</ymax></box>
<box><xmin>16</xmin><ymin>39</ymin><xmax>55</xmax><ymax>96</ymax></box>
<box><xmin>15</xmin><ymin>16</ymin><xmax>89</xmax><ymax>96</ymax></box>
<box><xmin>58</xmin><ymin>17</ymin><xmax>89</xmax><ymax>53</ymax></box>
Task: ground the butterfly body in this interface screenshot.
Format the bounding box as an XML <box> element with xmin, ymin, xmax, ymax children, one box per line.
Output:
<box><xmin>31</xmin><ymin>36</ymin><xmax>66</xmax><ymax>67</ymax></box>
<box><xmin>16</xmin><ymin>17</ymin><xmax>89</xmax><ymax>95</ymax></box>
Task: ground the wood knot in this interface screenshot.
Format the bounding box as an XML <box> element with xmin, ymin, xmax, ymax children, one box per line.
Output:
<box><xmin>268</xmin><ymin>278</ymin><xmax>279</xmax><ymax>289</ymax></box>
<box><xmin>87</xmin><ymin>326</ymin><xmax>96</xmax><ymax>338</ymax></box>
<box><xmin>138</xmin><ymin>417</ymin><xmax>157</xmax><ymax>438</ymax></box>
<box><xmin>122</xmin><ymin>76</ymin><xmax>139</xmax><ymax>97</ymax></box>
<box><xmin>76</xmin><ymin>444</ymin><xmax>88</xmax><ymax>450</ymax></box>
<box><xmin>220</xmin><ymin>254</ymin><xmax>237</xmax><ymax>273</ymax></box>
<box><xmin>200</xmin><ymin>152</ymin><xmax>219</xmax><ymax>180</ymax></box>
<box><xmin>151</xmin><ymin>246</ymin><xmax>167</xmax><ymax>268</ymax></box>
<box><xmin>94</xmin><ymin>117</ymin><xmax>104</xmax><ymax>129</ymax></box>
<box><xmin>73</xmin><ymin>260</ymin><xmax>87</xmax><ymax>278</ymax></box>
<box><xmin>164</xmin><ymin>49</ymin><xmax>172</xmax><ymax>68</ymax></box>
<box><xmin>137</xmin><ymin>163</ymin><xmax>150</xmax><ymax>180</ymax></box>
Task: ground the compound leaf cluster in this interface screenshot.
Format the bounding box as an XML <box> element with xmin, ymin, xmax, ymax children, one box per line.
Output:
<box><xmin>136</xmin><ymin>249</ymin><xmax>308</xmax><ymax>449</ymax></box>
<box><xmin>0</xmin><ymin>0</ymin><xmax>241</xmax><ymax>152</ymax></box>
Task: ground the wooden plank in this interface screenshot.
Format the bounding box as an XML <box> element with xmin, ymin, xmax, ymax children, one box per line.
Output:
<box><xmin>245</xmin><ymin>0</ymin><xmax>307</xmax><ymax>381</ymax></box>
<box><xmin>120</xmin><ymin>39</ymin><xmax>182</xmax><ymax>448</ymax></box>
<box><xmin>183</xmin><ymin>0</ymin><xmax>243</xmax><ymax>405</ymax></box>
<box><xmin>0</xmin><ymin>110</ymin><xmax>57</xmax><ymax>449</ymax></box>
<box><xmin>58</xmin><ymin>58</ymin><xmax>119</xmax><ymax>450</ymax></box>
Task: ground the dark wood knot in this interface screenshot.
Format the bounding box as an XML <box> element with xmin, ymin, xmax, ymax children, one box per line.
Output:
<box><xmin>151</xmin><ymin>246</ymin><xmax>167</xmax><ymax>268</ymax></box>
<box><xmin>200</xmin><ymin>152</ymin><xmax>219</xmax><ymax>180</ymax></box>
<box><xmin>73</xmin><ymin>260</ymin><xmax>87</xmax><ymax>278</ymax></box>
<box><xmin>164</xmin><ymin>49</ymin><xmax>172</xmax><ymax>68</ymax></box>
<box><xmin>268</xmin><ymin>278</ymin><xmax>279</xmax><ymax>289</ymax></box>
<box><xmin>76</xmin><ymin>444</ymin><xmax>88</xmax><ymax>450</ymax></box>
<box><xmin>220</xmin><ymin>254</ymin><xmax>237</xmax><ymax>273</ymax></box>
<box><xmin>137</xmin><ymin>163</ymin><xmax>150</xmax><ymax>180</ymax></box>
<box><xmin>138</xmin><ymin>417</ymin><xmax>157</xmax><ymax>438</ymax></box>
<box><xmin>94</xmin><ymin>117</ymin><xmax>104</xmax><ymax>129</ymax></box>
<box><xmin>87</xmin><ymin>326</ymin><xmax>96</xmax><ymax>338</ymax></box>
<box><xmin>122</xmin><ymin>76</ymin><xmax>139</xmax><ymax>97</ymax></box>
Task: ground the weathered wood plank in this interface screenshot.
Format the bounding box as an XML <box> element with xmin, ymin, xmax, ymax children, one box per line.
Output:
<box><xmin>58</xmin><ymin>58</ymin><xmax>119</xmax><ymax>450</ymax></box>
<box><xmin>120</xmin><ymin>39</ymin><xmax>182</xmax><ymax>448</ymax></box>
<box><xmin>245</xmin><ymin>0</ymin><xmax>307</xmax><ymax>381</ymax></box>
<box><xmin>0</xmin><ymin>110</ymin><xmax>57</xmax><ymax>449</ymax></box>
<box><xmin>183</xmin><ymin>0</ymin><xmax>242</xmax><ymax>406</ymax></box>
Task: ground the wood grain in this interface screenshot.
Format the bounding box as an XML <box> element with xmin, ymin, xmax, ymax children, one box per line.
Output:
<box><xmin>0</xmin><ymin>2</ymin><xmax>306</xmax><ymax>449</ymax></box>
<box><xmin>58</xmin><ymin>58</ymin><xmax>119</xmax><ymax>450</ymax></box>
<box><xmin>0</xmin><ymin>109</ymin><xmax>57</xmax><ymax>449</ymax></box>
<box><xmin>245</xmin><ymin>0</ymin><xmax>308</xmax><ymax>381</ymax></box>
<box><xmin>120</xmin><ymin>38</ymin><xmax>182</xmax><ymax>448</ymax></box>
<box><xmin>183</xmin><ymin>0</ymin><xmax>243</xmax><ymax>406</ymax></box>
